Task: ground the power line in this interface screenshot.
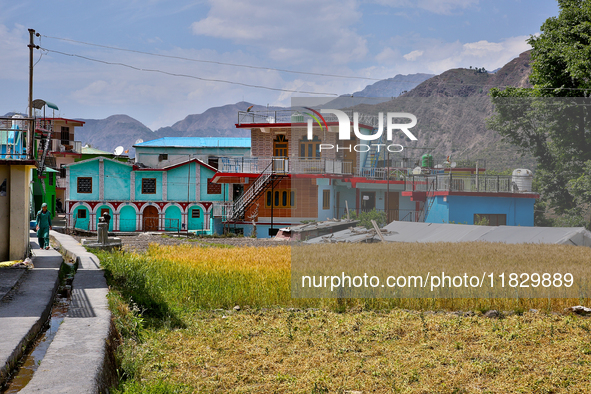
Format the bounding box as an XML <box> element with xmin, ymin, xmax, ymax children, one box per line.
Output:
<box><xmin>41</xmin><ymin>34</ymin><xmax>387</xmax><ymax>82</ymax></box>
<box><xmin>38</xmin><ymin>47</ymin><xmax>339</xmax><ymax>96</ymax></box>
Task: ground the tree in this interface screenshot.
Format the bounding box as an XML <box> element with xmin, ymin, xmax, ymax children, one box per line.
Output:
<box><xmin>488</xmin><ymin>0</ymin><xmax>591</xmax><ymax>227</ymax></box>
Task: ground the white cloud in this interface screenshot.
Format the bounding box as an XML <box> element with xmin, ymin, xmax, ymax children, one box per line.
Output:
<box><xmin>403</xmin><ymin>50</ymin><xmax>424</xmax><ymax>61</ymax></box>
<box><xmin>371</xmin><ymin>0</ymin><xmax>479</xmax><ymax>15</ymax></box>
<box><xmin>191</xmin><ymin>0</ymin><xmax>368</xmax><ymax>66</ymax></box>
<box><xmin>374</xmin><ymin>35</ymin><xmax>530</xmax><ymax>75</ymax></box>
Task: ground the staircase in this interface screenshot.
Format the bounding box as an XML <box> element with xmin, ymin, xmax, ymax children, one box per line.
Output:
<box><xmin>419</xmin><ymin>177</ymin><xmax>436</xmax><ymax>222</ymax></box>
<box><xmin>229</xmin><ymin>160</ymin><xmax>285</xmax><ymax>222</ymax></box>
<box><xmin>362</xmin><ymin>131</ymin><xmax>386</xmax><ymax>173</ymax></box>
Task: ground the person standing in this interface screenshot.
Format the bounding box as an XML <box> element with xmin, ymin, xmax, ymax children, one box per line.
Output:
<box><xmin>36</xmin><ymin>202</ymin><xmax>52</xmax><ymax>250</ymax></box>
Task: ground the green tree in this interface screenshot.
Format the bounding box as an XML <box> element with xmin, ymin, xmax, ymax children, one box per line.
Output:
<box><xmin>488</xmin><ymin>0</ymin><xmax>591</xmax><ymax>227</ymax></box>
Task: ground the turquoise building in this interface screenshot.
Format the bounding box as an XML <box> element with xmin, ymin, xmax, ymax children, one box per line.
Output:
<box><xmin>65</xmin><ymin>156</ymin><xmax>230</xmax><ymax>233</ymax></box>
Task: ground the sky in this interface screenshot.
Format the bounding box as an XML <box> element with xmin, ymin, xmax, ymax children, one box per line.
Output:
<box><xmin>0</xmin><ymin>0</ymin><xmax>559</xmax><ymax>130</ymax></box>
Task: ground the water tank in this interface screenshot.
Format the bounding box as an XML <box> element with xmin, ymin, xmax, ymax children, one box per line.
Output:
<box><xmin>291</xmin><ymin>113</ymin><xmax>304</xmax><ymax>123</ymax></box>
<box><xmin>421</xmin><ymin>154</ymin><xmax>434</xmax><ymax>168</ymax></box>
<box><xmin>512</xmin><ymin>169</ymin><xmax>533</xmax><ymax>192</ymax></box>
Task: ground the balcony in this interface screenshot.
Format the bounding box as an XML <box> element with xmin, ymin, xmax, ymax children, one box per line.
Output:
<box><xmin>218</xmin><ymin>157</ymin><xmax>353</xmax><ymax>175</ymax></box>
<box><xmin>0</xmin><ymin>117</ymin><xmax>32</xmax><ymax>160</ymax></box>
<box><xmin>56</xmin><ymin>176</ymin><xmax>67</xmax><ymax>189</ymax></box>
<box><xmin>40</xmin><ymin>139</ymin><xmax>82</xmax><ymax>154</ymax></box>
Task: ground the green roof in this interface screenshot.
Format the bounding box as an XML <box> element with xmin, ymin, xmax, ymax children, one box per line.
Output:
<box><xmin>81</xmin><ymin>147</ymin><xmax>113</xmax><ymax>155</ymax></box>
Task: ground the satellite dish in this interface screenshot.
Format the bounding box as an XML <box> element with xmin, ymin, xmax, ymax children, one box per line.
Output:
<box><xmin>114</xmin><ymin>146</ymin><xmax>124</xmax><ymax>156</ymax></box>
<box><xmin>451</xmin><ymin>162</ymin><xmax>457</xmax><ymax>168</ymax></box>
<box><xmin>434</xmin><ymin>164</ymin><xmax>443</xmax><ymax>169</ymax></box>
<box><xmin>412</xmin><ymin>166</ymin><xmax>422</xmax><ymax>174</ymax></box>
<box><xmin>135</xmin><ymin>139</ymin><xmax>143</xmax><ymax>145</ymax></box>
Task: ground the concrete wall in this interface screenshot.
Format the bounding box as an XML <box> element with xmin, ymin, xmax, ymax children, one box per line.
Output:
<box><xmin>104</xmin><ymin>160</ymin><xmax>131</xmax><ymax>200</ymax></box>
<box><xmin>0</xmin><ymin>163</ymin><xmax>35</xmax><ymax>261</ymax></box>
<box><xmin>425</xmin><ymin>195</ymin><xmax>536</xmax><ymax>226</ymax></box>
<box><xmin>134</xmin><ymin>171</ymin><xmax>163</xmax><ymax>201</ymax></box>
<box><xmin>167</xmin><ymin>162</ymin><xmax>197</xmax><ymax>201</ymax></box>
<box><xmin>136</xmin><ymin>146</ymin><xmax>250</xmax><ymax>167</ymax></box>
<box><xmin>69</xmin><ymin>160</ymin><xmax>100</xmax><ymax>201</ymax></box>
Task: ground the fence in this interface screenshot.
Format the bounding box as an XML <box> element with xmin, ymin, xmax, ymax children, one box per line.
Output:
<box><xmin>405</xmin><ymin>174</ymin><xmax>516</xmax><ymax>193</ymax></box>
<box><xmin>218</xmin><ymin>156</ymin><xmax>353</xmax><ymax>175</ymax></box>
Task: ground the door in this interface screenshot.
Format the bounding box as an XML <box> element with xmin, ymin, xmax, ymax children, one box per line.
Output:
<box><xmin>273</xmin><ymin>135</ymin><xmax>288</xmax><ymax>157</ymax></box>
<box><xmin>143</xmin><ymin>205</ymin><xmax>159</xmax><ymax>231</ymax></box>
<box><xmin>387</xmin><ymin>192</ymin><xmax>399</xmax><ymax>222</ymax></box>
<box><xmin>360</xmin><ymin>191</ymin><xmax>375</xmax><ymax>213</ymax></box>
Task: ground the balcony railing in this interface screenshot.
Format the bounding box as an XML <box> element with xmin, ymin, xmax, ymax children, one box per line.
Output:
<box><xmin>0</xmin><ymin>116</ymin><xmax>32</xmax><ymax>160</ymax></box>
<box><xmin>404</xmin><ymin>174</ymin><xmax>529</xmax><ymax>193</ymax></box>
<box><xmin>40</xmin><ymin>139</ymin><xmax>82</xmax><ymax>154</ymax></box>
<box><xmin>237</xmin><ymin>109</ymin><xmax>380</xmax><ymax>128</ymax></box>
<box><xmin>218</xmin><ymin>157</ymin><xmax>353</xmax><ymax>175</ymax></box>
<box><xmin>56</xmin><ymin>177</ymin><xmax>67</xmax><ymax>189</ymax></box>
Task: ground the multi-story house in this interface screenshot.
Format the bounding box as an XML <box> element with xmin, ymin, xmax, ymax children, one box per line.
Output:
<box><xmin>0</xmin><ymin>115</ymin><xmax>36</xmax><ymax>260</ymax></box>
<box><xmin>211</xmin><ymin>109</ymin><xmax>538</xmax><ymax>237</ymax></box>
<box><xmin>34</xmin><ymin>116</ymin><xmax>85</xmax><ymax>213</ymax></box>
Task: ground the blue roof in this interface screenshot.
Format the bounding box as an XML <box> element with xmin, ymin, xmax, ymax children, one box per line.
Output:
<box><xmin>134</xmin><ymin>137</ymin><xmax>250</xmax><ymax>148</ymax></box>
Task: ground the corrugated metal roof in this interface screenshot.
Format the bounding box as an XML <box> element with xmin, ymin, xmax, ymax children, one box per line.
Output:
<box><xmin>134</xmin><ymin>137</ymin><xmax>251</xmax><ymax>148</ymax></box>
<box><xmin>305</xmin><ymin>221</ymin><xmax>591</xmax><ymax>247</ymax></box>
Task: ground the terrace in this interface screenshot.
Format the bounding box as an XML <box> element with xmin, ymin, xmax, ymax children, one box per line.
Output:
<box><xmin>236</xmin><ymin>108</ymin><xmax>379</xmax><ymax>127</ymax></box>
<box><xmin>404</xmin><ymin>173</ymin><xmax>534</xmax><ymax>194</ymax></box>
<box><xmin>0</xmin><ymin>116</ymin><xmax>33</xmax><ymax>161</ymax></box>
<box><xmin>219</xmin><ymin>156</ymin><xmax>354</xmax><ymax>175</ymax></box>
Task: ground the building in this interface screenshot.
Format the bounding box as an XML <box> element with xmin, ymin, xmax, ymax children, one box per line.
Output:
<box><xmin>77</xmin><ymin>146</ymin><xmax>129</xmax><ymax>163</ymax></box>
<box><xmin>34</xmin><ymin>116</ymin><xmax>85</xmax><ymax>206</ymax></box>
<box><xmin>65</xmin><ymin>156</ymin><xmax>230</xmax><ymax>234</ymax></box>
<box><xmin>134</xmin><ymin>137</ymin><xmax>250</xmax><ymax>169</ymax></box>
<box><xmin>32</xmin><ymin>167</ymin><xmax>58</xmax><ymax>217</ymax></box>
<box><xmin>0</xmin><ymin>115</ymin><xmax>36</xmax><ymax>260</ymax></box>
<box><xmin>211</xmin><ymin>109</ymin><xmax>538</xmax><ymax>237</ymax></box>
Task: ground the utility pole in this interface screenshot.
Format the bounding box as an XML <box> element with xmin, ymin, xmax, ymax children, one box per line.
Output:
<box><xmin>28</xmin><ymin>28</ymin><xmax>36</xmax><ymax>159</ymax></box>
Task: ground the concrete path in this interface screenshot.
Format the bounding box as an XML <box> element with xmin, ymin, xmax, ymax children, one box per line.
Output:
<box><xmin>0</xmin><ymin>239</ymin><xmax>62</xmax><ymax>384</ymax></box>
<box><xmin>20</xmin><ymin>231</ymin><xmax>115</xmax><ymax>393</ymax></box>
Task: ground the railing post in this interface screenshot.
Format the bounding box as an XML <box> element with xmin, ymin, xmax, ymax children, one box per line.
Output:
<box><xmin>497</xmin><ymin>176</ymin><xmax>499</xmax><ymax>193</ymax></box>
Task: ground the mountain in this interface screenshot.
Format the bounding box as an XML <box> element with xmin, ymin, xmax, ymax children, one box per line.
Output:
<box><xmin>75</xmin><ymin>115</ymin><xmax>155</xmax><ymax>155</ymax></box>
<box><xmin>351</xmin><ymin>73</ymin><xmax>435</xmax><ymax>97</ymax></box>
<box><xmin>349</xmin><ymin>51</ymin><xmax>534</xmax><ymax>170</ymax></box>
<box><xmin>153</xmin><ymin>101</ymin><xmax>284</xmax><ymax>138</ymax></box>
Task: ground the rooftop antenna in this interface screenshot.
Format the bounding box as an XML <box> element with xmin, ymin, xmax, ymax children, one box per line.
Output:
<box><xmin>114</xmin><ymin>146</ymin><xmax>124</xmax><ymax>156</ymax></box>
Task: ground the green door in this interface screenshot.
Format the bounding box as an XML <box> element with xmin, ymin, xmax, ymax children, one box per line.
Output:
<box><xmin>188</xmin><ymin>206</ymin><xmax>204</xmax><ymax>230</ymax></box>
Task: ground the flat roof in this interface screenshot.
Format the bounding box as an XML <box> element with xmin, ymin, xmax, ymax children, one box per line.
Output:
<box><xmin>134</xmin><ymin>137</ymin><xmax>251</xmax><ymax>148</ymax></box>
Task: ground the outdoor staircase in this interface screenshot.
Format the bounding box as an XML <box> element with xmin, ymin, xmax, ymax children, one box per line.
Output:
<box><xmin>37</xmin><ymin>126</ymin><xmax>54</xmax><ymax>194</ymax></box>
<box><xmin>228</xmin><ymin>160</ymin><xmax>285</xmax><ymax>222</ymax></box>
<box><xmin>361</xmin><ymin>131</ymin><xmax>386</xmax><ymax>176</ymax></box>
<box><xmin>419</xmin><ymin>177</ymin><xmax>436</xmax><ymax>222</ymax></box>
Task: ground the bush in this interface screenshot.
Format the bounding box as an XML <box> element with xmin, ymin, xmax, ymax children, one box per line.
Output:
<box><xmin>349</xmin><ymin>208</ymin><xmax>387</xmax><ymax>228</ymax></box>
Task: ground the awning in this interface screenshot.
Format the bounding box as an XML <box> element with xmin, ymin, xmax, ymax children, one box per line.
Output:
<box><xmin>32</xmin><ymin>99</ymin><xmax>59</xmax><ymax>111</ymax></box>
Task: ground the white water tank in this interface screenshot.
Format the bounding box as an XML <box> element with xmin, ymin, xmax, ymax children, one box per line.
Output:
<box><xmin>512</xmin><ymin>169</ymin><xmax>533</xmax><ymax>192</ymax></box>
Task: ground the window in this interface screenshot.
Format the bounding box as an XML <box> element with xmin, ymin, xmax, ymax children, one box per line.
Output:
<box><xmin>142</xmin><ymin>178</ymin><xmax>157</xmax><ymax>194</ymax></box>
<box><xmin>322</xmin><ymin>189</ymin><xmax>330</xmax><ymax>210</ymax></box>
<box><xmin>208</xmin><ymin>157</ymin><xmax>219</xmax><ymax>169</ymax></box>
<box><xmin>158</xmin><ymin>154</ymin><xmax>168</xmax><ymax>162</ymax></box>
<box><xmin>207</xmin><ymin>178</ymin><xmax>221</xmax><ymax>194</ymax></box>
<box><xmin>60</xmin><ymin>126</ymin><xmax>70</xmax><ymax>145</ymax></box>
<box><xmin>273</xmin><ymin>135</ymin><xmax>288</xmax><ymax>157</ymax></box>
<box><xmin>77</xmin><ymin>177</ymin><xmax>92</xmax><ymax>193</ymax></box>
<box><xmin>48</xmin><ymin>173</ymin><xmax>54</xmax><ymax>186</ymax></box>
<box><xmin>265</xmin><ymin>189</ymin><xmax>295</xmax><ymax>208</ymax></box>
<box><xmin>76</xmin><ymin>209</ymin><xmax>87</xmax><ymax>219</ymax></box>
<box><xmin>300</xmin><ymin>135</ymin><xmax>321</xmax><ymax>159</ymax></box>
<box><xmin>474</xmin><ymin>214</ymin><xmax>507</xmax><ymax>226</ymax></box>
<box><xmin>191</xmin><ymin>209</ymin><xmax>200</xmax><ymax>218</ymax></box>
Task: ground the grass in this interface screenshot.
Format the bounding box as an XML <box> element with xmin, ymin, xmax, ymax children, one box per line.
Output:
<box><xmin>98</xmin><ymin>242</ymin><xmax>591</xmax><ymax>393</ymax></box>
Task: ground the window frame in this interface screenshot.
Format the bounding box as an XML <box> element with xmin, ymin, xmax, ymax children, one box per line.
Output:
<box><xmin>76</xmin><ymin>208</ymin><xmax>87</xmax><ymax>219</ymax></box>
<box><xmin>265</xmin><ymin>189</ymin><xmax>295</xmax><ymax>208</ymax></box>
<box><xmin>322</xmin><ymin>189</ymin><xmax>330</xmax><ymax>210</ymax></box>
<box><xmin>141</xmin><ymin>178</ymin><xmax>157</xmax><ymax>194</ymax></box>
<box><xmin>207</xmin><ymin>178</ymin><xmax>222</xmax><ymax>195</ymax></box>
<box><xmin>191</xmin><ymin>208</ymin><xmax>201</xmax><ymax>219</ymax></box>
<box><xmin>77</xmin><ymin>177</ymin><xmax>93</xmax><ymax>194</ymax></box>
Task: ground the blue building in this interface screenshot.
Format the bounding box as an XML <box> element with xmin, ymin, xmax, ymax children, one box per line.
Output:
<box><xmin>134</xmin><ymin>137</ymin><xmax>250</xmax><ymax>168</ymax></box>
<box><xmin>65</xmin><ymin>156</ymin><xmax>231</xmax><ymax>233</ymax></box>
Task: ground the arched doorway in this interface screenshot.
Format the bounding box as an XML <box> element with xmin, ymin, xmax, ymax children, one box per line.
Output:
<box><xmin>120</xmin><ymin>205</ymin><xmax>136</xmax><ymax>232</ymax></box>
<box><xmin>164</xmin><ymin>205</ymin><xmax>182</xmax><ymax>231</ymax></box>
<box><xmin>97</xmin><ymin>205</ymin><xmax>113</xmax><ymax>231</ymax></box>
<box><xmin>143</xmin><ymin>205</ymin><xmax>159</xmax><ymax>231</ymax></box>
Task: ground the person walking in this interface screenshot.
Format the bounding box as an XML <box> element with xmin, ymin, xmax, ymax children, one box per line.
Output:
<box><xmin>35</xmin><ymin>202</ymin><xmax>52</xmax><ymax>250</ymax></box>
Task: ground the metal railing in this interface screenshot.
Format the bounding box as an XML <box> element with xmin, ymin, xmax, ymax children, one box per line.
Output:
<box><xmin>229</xmin><ymin>161</ymin><xmax>276</xmax><ymax>221</ymax></box>
<box><xmin>405</xmin><ymin>174</ymin><xmax>520</xmax><ymax>193</ymax></box>
<box><xmin>56</xmin><ymin>177</ymin><xmax>67</xmax><ymax>188</ymax></box>
<box><xmin>0</xmin><ymin>128</ymin><xmax>27</xmax><ymax>159</ymax></box>
<box><xmin>219</xmin><ymin>156</ymin><xmax>354</xmax><ymax>175</ymax></box>
<box><xmin>237</xmin><ymin>109</ymin><xmax>380</xmax><ymax>127</ymax></box>
<box><xmin>42</xmin><ymin>139</ymin><xmax>83</xmax><ymax>154</ymax></box>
